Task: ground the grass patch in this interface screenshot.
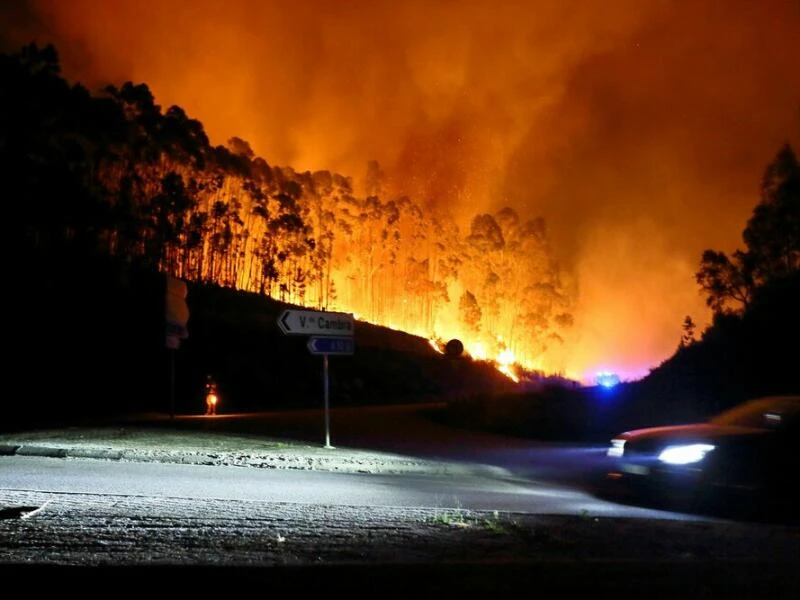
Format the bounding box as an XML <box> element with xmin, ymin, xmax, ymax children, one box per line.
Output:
<box><xmin>425</xmin><ymin>503</ymin><xmax>512</xmax><ymax>534</ymax></box>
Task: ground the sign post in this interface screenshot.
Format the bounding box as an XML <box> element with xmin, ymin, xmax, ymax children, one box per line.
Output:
<box><xmin>323</xmin><ymin>354</ymin><xmax>331</xmax><ymax>448</ymax></box>
<box><xmin>165</xmin><ymin>276</ymin><xmax>190</xmax><ymax>418</ymax></box>
<box><xmin>277</xmin><ymin>309</ymin><xmax>355</xmax><ymax>448</ymax></box>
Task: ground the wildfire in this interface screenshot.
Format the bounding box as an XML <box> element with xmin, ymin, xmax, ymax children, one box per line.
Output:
<box><xmin>7</xmin><ymin>0</ymin><xmax>798</xmax><ymax>399</ymax></box>
<box><xmin>361</xmin><ymin>314</ymin><xmax>538</xmax><ymax>383</ymax></box>
<box><xmin>425</xmin><ymin>334</ymin><xmax>524</xmax><ymax>383</ymax></box>
<box><xmin>495</xmin><ymin>346</ymin><xmax>520</xmax><ymax>383</ymax></box>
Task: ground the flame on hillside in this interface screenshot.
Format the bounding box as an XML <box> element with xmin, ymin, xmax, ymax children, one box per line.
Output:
<box><xmin>373</xmin><ymin>319</ymin><xmax>528</xmax><ymax>383</ymax></box>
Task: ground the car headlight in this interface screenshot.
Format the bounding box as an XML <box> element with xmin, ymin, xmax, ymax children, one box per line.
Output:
<box><xmin>607</xmin><ymin>438</ymin><xmax>626</xmax><ymax>457</ymax></box>
<box><xmin>658</xmin><ymin>443</ymin><xmax>715</xmax><ymax>465</ymax></box>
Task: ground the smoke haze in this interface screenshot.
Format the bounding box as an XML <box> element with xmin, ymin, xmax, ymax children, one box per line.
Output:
<box><xmin>3</xmin><ymin>0</ymin><xmax>799</xmax><ymax>381</ymax></box>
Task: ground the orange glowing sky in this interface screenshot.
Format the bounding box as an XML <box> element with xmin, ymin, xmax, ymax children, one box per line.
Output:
<box><xmin>3</xmin><ymin>0</ymin><xmax>799</xmax><ymax>383</ymax></box>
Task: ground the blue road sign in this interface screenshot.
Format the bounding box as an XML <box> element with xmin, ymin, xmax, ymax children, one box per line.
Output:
<box><xmin>307</xmin><ymin>336</ymin><xmax>355</xmax><ymax>355</ymax></box>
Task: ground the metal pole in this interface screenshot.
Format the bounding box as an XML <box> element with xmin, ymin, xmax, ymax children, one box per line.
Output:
<box><xmin>323</xmin><ymin>353</ymin><xmax>333</xmax><ymax>448</ymax></box>
<box><xmin>169</xmin><ymin>348</ymin><xmax>176</xmax><ymax>418</ymax></box>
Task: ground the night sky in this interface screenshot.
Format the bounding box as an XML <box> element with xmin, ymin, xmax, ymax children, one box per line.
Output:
<box><xmin>2</xmin><ymin>0</ymin><xmax>799</xmax><ymax>381</ymax></box>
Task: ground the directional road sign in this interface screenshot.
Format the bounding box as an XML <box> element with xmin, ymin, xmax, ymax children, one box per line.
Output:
<box><xmin>307</xmin><ymin>336</ymin><xmax>355</xmax><ymax>355</ymax></box>
<box><xmin>277</xmin><ymin>309</ymin><xmax>355</xmax><ymax>336</ymax></box>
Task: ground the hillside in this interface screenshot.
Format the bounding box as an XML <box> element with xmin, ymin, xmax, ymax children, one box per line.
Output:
<box><xmin>12</xmin><ymin>248</ymin><xmax>798</xmax><ymax>442</ymax></box>
<box><xmin>179</xmin><ymin>280</ymin><xmax>517</xmax><ymax>413</ymax></box>
<box><xmin>10</xmin><ymin>253</ymin><xmax>514</xmax><ymax>425</ymax></box>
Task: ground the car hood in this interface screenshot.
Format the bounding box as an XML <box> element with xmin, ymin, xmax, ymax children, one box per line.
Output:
<box><xmin>615</xmin><ymin>423</ymin><xmax>766</xmax><ymax>445</ymax></box>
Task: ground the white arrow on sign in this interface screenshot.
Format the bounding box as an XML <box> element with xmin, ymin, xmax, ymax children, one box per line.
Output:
<box><xmin>277</xmin><ymin>309</ymin><xmax>355</xmax><ymax>337</ymax></box>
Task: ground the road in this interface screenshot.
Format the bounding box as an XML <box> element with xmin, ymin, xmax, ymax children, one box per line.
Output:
<box><xmin>1</xmin><ymin>405</ymin><xmax>799</xmax><ymax>596</ymax></box>
<box><xmin>0</xmin><ymin>453</ymin><xmax>686</xmax><ymax>516</ymax></box>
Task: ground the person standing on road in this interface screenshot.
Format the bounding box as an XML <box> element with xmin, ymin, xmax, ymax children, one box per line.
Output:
<box><xmin>205</xmin><ymin>375</ymin><xmax>219</xmax><ymax>416</ymax></box>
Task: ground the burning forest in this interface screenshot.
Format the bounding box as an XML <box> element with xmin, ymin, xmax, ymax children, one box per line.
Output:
<box><xmin>5</xmin><ymin>45</ymin><xmax>573</xmax><ymax>384</ymax></box>
<box><xmin>3</xmin><ymin>0</ymin><xmax>799</xmax><ymax>386</ymax></box>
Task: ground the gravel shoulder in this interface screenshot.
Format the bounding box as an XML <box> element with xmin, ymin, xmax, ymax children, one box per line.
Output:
<box><xmin>0</xmin><ymin>421</ymin><xmax>476</xmax><ymax>475</ymax></box>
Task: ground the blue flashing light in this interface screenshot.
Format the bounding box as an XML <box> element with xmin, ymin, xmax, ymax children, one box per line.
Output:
<box><xmin>596</xmin><ymin>371</ymin><xmax>620</xmax><ymax>388</ymax></box>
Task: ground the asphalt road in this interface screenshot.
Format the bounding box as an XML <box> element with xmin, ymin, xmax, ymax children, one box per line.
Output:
<box><xmin>1</xmin><ymin>405</ymin><xmax>800</xmax><ymax>597</ymax></box>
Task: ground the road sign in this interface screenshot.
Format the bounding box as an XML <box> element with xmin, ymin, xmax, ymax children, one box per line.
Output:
<box><xmin>307</xmin><ymin>336</ymin><xmax>355</xmax><ymax>355</ymax></box>
<box><xmin>165</xmin><ymin>275</ymin><xmax>189</xmax><ymax>336</ymax></box>
<box><xmin>277</xmin><ymin>309</ymin><xmax>354</xmax><ymax>337</ymax></box>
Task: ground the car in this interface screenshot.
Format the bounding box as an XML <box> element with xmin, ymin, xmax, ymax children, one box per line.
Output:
<box><xmin>603</xmin><ymin>395</ymin><xmax>800</xmax><ymax>518</ymax></box>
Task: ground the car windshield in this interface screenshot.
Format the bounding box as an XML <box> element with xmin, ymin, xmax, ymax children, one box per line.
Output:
<box><xmin>709</xmin><ymin>396</ymin><xmax>800</xmax><ymax>429</ymax></box>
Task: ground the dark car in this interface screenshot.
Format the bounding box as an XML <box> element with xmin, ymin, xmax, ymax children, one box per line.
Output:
<box><xmin>603</xmin><ymin>395</ymin><xmax>800</xmax><ymax>518</ymax></box>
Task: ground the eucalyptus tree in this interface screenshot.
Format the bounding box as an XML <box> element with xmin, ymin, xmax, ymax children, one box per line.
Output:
<box><xmin>102</xmin><ymin>82</ymin><xmax>172</xmax><ymax>264</ymax></box>
<box><xmin>141</xmin><ymin>171</ymin><xmax>195</xmax><ymax>273</ymax></box>
<box><xmin>462</xmin><ymin>212</ymin><xmax>504</xmax><ymax>340</ymax></box>
<box><xmin>326</xmin><ymin>178</ymin><xmax>361</xmax><ymax>309</ymax></box>
<box><xmin>395</xmin><ymin>196</ymin><xmax>452</xmax><ymax>334</ymax></box>
<box><xmin>307</xmin><ymin>169</ymin><xmax>346</xmax><ymax>309</ymax></box>
<box><xmin>502</xmin><ymin>212</ymin><xmax>573</xmax><ymax>365</ymax></box>
<box><xmin>249</xmin><ymin>158</ymin><xmax>280</xmax><ymax>295</ymax></box>
<box><xmin>248</xmin><ymin>172</ymin><xmax>312</xmax><ymax>302</ymax></box>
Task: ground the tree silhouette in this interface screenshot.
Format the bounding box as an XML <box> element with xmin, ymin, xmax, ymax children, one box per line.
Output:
<box><xmin>680</xmin><ymin>315</ymin><xmax>696</xmax><ymax>348</ymax></box>
<box><xmin>745</xmin><ymin>143</ymin><xmax>800</xmax><ymax>283</ymax></box>
<box><xmin>697</xmin><ymin>143</ymin><xmax>800</xmax><ymax>313</ymax></box>
<box><xmin>696</xmin><ymin>249</ymin><xmax>754</xmax><ymax>313</ymax></box>
<box><xmin>142</xmin><ymin>170</ymin><xmax>196</xmax><ymax>272</ymax></box>
<box><xmin>459</xmin><ymin>291</ymin><xmax>482</xmax><ymax>334</ymax></box>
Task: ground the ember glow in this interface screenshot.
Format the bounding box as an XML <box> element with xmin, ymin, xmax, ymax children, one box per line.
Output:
<box><xmin>2</xmin><ymin>0</ymin><xmax>799</xmax><ymax>384</ymax></box>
